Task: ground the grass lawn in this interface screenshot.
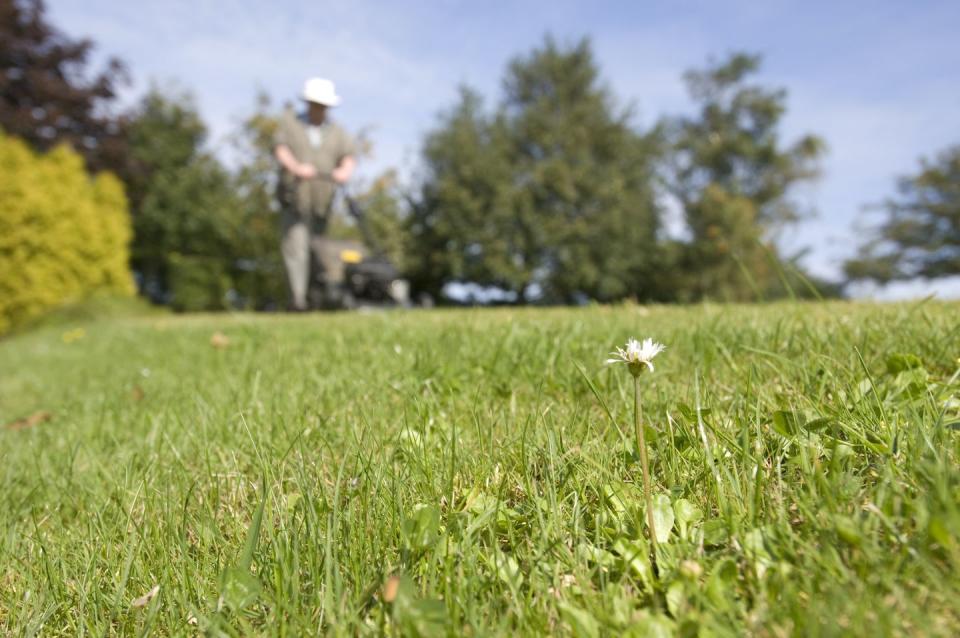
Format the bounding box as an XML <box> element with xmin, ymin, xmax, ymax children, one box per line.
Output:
<box><xmin>1</xmin><ymin>301</ymin><xmax>959</xmax><ymax>636</ymax></box>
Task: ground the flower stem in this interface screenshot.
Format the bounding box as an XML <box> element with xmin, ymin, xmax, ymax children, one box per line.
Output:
<box><xmin>634</xmin><ymin>374</ymin><xmax>659</xmax><ymax>578</ymax></box>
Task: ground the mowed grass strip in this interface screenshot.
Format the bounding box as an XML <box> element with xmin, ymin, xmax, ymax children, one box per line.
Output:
<box><xmin>1</xmin><ymin>302</ymin><xmax>958</xmax><ymax>636</ymax></box>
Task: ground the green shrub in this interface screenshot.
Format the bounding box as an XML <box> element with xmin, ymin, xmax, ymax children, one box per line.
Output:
<box><xmin>167</xmin><ymin>253</ymin><xmax>230</xmax><ymax>312</ymax></box>
<box><xmin>0</xmin><ymin>132</ymin><xmax>135</xmax><ymax>333</ymax></box>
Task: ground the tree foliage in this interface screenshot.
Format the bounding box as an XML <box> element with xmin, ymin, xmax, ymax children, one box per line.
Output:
<box><xmin>125</xmin><ymin>88</ymin><xmax>240</xmax><ymax>305</ymax></box>
<box><xmin>406</xmin><ymin>88</ymin><xmax>513</xmax><ymax>298</ymax></box>
<box><xmin>226</xmin><ymin>91</ymin><xmax>287</xmax><ymax>308</ymax></box>
<box><xmin>845</xmin><ymin>145</ymin><xmax>960</xmax><ymax>283</ymax></box>
<box><xmin>0</xmin><ymin>0</ymin><xmax>129</xmax><ymax>174</ymax></box>
<box><xmin>408</xmin><ymin>38</ymin><xmax>662</xmax><ymax>303</ymax></box>
<box><xmin>126</xmin><ymin>89</ymin><xmax>291</xmax><ymax>310</ymax></box>
<box><xmin>136</xmin><ymin>153</ymin><xmax>243</xmax><ymax>308</ymax></box>
<box><xmin>125</xmin><ymin>87</ymin><xmax>206</xmax><ymax>214</ymax></box>
<box><xmin>0</xmin><ymin>131</ymin><xmax>134</xmax><ymax>333</ymax></box>
<box><xmin>664</xmin><ymin>53</ymin><xmax>826</xmax><ymax>301</ymax></box>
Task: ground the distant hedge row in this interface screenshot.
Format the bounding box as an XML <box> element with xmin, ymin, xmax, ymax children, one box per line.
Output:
<box><xmin>0</xmin><ymin>132</ymin><xmax>134</xmax><ymax>333</ymax></box>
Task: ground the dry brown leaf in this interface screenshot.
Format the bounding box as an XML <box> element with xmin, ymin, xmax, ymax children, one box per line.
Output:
<box><xmin>61</xmin><ymin>327</ymin><xmax>86</xmax><ymax>343</ymax></box>
<box><xmin>131</xmin><ymin>584</ymin><xmax>160</xmax><ymax>608</ymax></box>
<box><xmin>382</xmin><ymin>574</ymin><xmax>401</xmax><ymax>603</ymax></box>
<box><xmin>5</xmin><ymin>411</ymin><xmax>52</xmax><ymax>431</ymax></box>
<box><xmin>210</xmin><ymin>332</ymin><xmax>230</xmax><ymax>349</ymax></box>
<box><xmin>131</xmin><ymin>385</ymin><xmax>145</xmax><ymax>402</ymax></box>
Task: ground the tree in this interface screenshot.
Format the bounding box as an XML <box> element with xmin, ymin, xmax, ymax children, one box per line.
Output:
<box><xmin>407</xmin><ymin>88</ymin><xmax>516</xmax><ymax>299</ymax></box>
<box><xmin>126</xmin><ymin>88</ymin><xmax>243</xmax><ymax>307</ymax></box>
<box><xmin>502</xmin><ymin>38</ymin><xmax>663</xmax><ymax>303</ymax></box>
<box><xmin>845</xmin><ymin>145</ymin><xmax>960</xmax><ymax>283</ymax></box>
<box><xmin>409</xmin><ymin>37</ymin><xmax>662</xmax><ymax>303</ymax></box>
<box><xmin>664</xmin><ymin>53</ymin><xmax>826</xmax><ymax>301</ymax></box>
<box><xmin>227</xmin><ymin>91</ymin><xmax>287</xmax><ymax>308</ymax></box>
<box><xmin>125</xmin><ymin>87</ymin><xmax>206</xmax><ymax>214</ymax></box>
<box><xmin>136</xmin><ymin>154</ymin><xmax>243</xmax><ymax>308</ymax></box>
<box><xmin>0</xmin><ymin>0</ymin><xmax>129</xmax><ymax>174</ymax></box>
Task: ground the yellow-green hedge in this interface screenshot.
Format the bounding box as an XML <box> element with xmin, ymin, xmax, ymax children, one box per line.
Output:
<box><xmin>0</xmin><ymin>132</ymin><xmax>135</xmax><ymax>333</ymax></box>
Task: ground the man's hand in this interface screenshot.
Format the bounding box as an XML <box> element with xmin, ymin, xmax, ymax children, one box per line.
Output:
<box><xmin>330</xmin><ymin>166</ymin><xmax>349</xmax><ymax>184</ymax></box>
<box><xmin>275</xmin><ymin>144</ymin><xmax>316</xmax><ymax>180</ymax></box>
<box><xmin>294</xmin><ymin>163</ymin><xmax>317</xmax><ymax>180</ymax></box>
<box><xmin>331</xmin><ymin>156</ymin><xmax>356</xmax><ymax>184</ymax></box>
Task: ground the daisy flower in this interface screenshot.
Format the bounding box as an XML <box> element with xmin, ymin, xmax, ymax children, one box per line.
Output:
<box><xmin>606</xmin><ymin>337</ymin><xmax>666</xmax><ymax>376</ymax></box>
<box><xmin>603</xmin><ymin>335</ymin><xmax>668</xmax><ymax>579</ymax></box>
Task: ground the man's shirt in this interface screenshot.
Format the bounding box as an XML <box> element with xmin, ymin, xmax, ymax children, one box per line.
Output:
<box><xmin>275</xmin><ymin>109</ymin><xmax>355</xmax><ymax>217</ymax></box>
<box><xmin>306</xmin><ymin>124</ymin><xmax>323</xmax><ymax>148</ymax></box>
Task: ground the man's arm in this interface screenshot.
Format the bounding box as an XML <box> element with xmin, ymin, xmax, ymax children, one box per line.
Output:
<box><xmin>275</xmin><ymin>144</ymin><xmax>316</xmax><ymax>179</ymax></box>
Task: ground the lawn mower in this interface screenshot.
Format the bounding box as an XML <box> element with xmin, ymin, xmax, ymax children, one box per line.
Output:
<box><xmin>307</xmin><ymin>188</ymin><xmax>419</xmax><ymax>310</ymax></box>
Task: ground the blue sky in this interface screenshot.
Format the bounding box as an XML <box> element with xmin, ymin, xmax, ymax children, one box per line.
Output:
<box><xmin>48</xmin><ymin>0</ymin><xmax>960</xmax><ymax>297</ymax></box>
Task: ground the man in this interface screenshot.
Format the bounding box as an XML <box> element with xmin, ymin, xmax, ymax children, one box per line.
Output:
<box><xmin>275</xmin><ymin>77</ymin><xmax>356</xmax><ymax>310</ymax></box>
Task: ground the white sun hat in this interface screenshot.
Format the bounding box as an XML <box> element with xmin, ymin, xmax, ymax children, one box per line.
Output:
<box><xmin>301</xmin><ymin>77</ymin><xmax>341</xmax><ymax>107</ymax></box>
